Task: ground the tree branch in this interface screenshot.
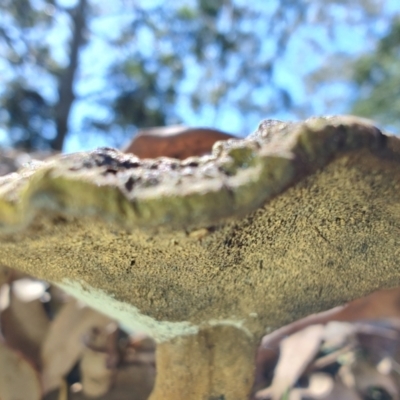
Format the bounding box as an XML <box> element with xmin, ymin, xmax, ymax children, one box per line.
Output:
<box><xmin>52</xmin><ymin>0</ymin><xmax>87</xmax><ymax>151</ymax></box>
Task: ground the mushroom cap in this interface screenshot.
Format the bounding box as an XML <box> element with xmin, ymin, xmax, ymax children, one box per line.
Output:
<box><xmin>0</xmin><ymin>116</ymin><xmax>399</xmax><ymax>341</ymax></box>
<box><xmin>123</xmin><ymin>126</ymin><xmax>236</xmax><ymax>159</ymax></box>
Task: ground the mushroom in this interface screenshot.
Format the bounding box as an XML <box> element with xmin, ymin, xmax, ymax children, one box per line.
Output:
<box><xmin>0</xmin><ymin>115</ymin><xmax>399</xmax><ymax>399</ymax></box>
<box><xmin>123</xmin><ymin>126</ymin><xmax>236</xmax><ymax>159</ymax></box>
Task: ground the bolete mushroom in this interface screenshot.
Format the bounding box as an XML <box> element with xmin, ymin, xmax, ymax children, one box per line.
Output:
<box><xmin>0</xmin><ymin>116</ymin><xmax>399</xmax><ymax>399</ymax></box>
<box><xmin>123</xmin><ymin>126</ymin><xmax>236</xmax><ymax>159</ymax></box>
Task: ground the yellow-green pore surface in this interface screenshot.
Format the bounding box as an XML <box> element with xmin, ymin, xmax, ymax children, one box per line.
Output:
<box><xmin>0</xmin><ymin>116</ymin><xmax>399</xmax><ymax>340</ymax></box>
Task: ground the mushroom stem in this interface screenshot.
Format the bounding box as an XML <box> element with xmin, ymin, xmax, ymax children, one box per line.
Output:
<box><xmin>149</xmin><ymin>324</ymin><xmax>258</xmax><ymax>400</ymax></box>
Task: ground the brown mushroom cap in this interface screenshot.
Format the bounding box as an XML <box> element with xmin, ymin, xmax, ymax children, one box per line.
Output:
<box><xmin>123</xmin><ymin>126</ymin><xmax>236</xmax><ymax>159</ymax></box>
<box><xmin>0</xmin><ymin>116</ymin><xmax>399</xmax><ymax>342</ymax></box>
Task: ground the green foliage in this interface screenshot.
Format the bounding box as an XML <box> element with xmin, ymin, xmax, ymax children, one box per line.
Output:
<box><xmin>0</xmin><ymin>0</ymin><xmax>396</xmax><ymax>151</ymax></box>
<box><xmin>2</xmin><ymin>82</ymin><xmax>54</xmax><ymax>149</ymax></box>
<box><xmin>350</xmin><ymin>17</ymin><xmax>400</xmax><ymax>129</ymax></box>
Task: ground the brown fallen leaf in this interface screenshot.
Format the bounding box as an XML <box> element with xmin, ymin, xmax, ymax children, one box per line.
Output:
<box><xmin>354</xmin><ymin>320</ymin><xmax>400</xmax><ymax>365</ymax></box>
<box><xmin>336</xmin><ymin>287</ymin><xmax>400</xmax><ymax>321</ymax></box>
<box><xmin>80</xmin><ymin>348</ymin><xmax>113</xmax><ymax>397</ymax></box>
<box><xmin>322</xmin><ymin>321</ymin><xmax>357</xmax><ymax>351</ymax></box>
<box><xmin>260</xmin><ymin>287</ymin><xmax>400</xmax><ymax>356</ymax></box>
<box><xmin>256</xmin><ymin>287</ymin><xmax>400</xmax><ymax>390</ymax></box>
<box><xmin>287</xmin><ymin>373</ymin><xmax>334</xmax><ymax>400</ymax></box>
<box><xmin>255</xmin><ymin>306</ymin><xmax>346</xmax><ymax>390</ymax></box>
<box><xmin>41</xmin><ymin>298</ymin><xmax>113</xmax><ymax>394</ymax></box>
<box><xmin>80</xmin><ymin>324</ymin><xmax>118</xmax><ymax>397</ymax></box>
<box><xmin>256</xmin><ymin>324</ymin><xmax>325</xmax><ymax>400</ymax></box>
<box><xmin>321</xmin><ymin>381</ymin><xmax>362</xmax><ymax>400</ymax></box>
<box><xmin>350</xmin><ymin>362</ymin><xmax>399</xmax><ymax>399</ymax></box>
<box><xmin>110</xmin><ymin>363</ymin><xmax>156</xmax><ymax>400</ymax></box>
<box><xmin>1</xmin><ymin>280</ymin><xmax>50</xmax><ymax>368</ymax></box>
<box><xmin>120</xmin><ymin>333</ymin><xmax>156</xmax><ymax>366</ymax></box>
<box><xmin>0</xmin><ymin>341</ymin><xmax>42</xmax><ymax>400</ymax></box>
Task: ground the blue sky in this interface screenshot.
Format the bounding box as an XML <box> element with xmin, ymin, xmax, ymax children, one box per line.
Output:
<box><xmin>1</xmin><ymin>0</ymin><xmax>399</xmax><ymax>152</ymax></box>
<box><xmin>65</xmin><ymin>0</ymin><xmax>400</xmax><ymax>152</ymax></box>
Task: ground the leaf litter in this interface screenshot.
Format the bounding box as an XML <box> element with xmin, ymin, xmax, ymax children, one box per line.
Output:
<box><xmin>2</xmin><ymin>271</ymin><xmax>400</xmax><ymax>399</ymax></box>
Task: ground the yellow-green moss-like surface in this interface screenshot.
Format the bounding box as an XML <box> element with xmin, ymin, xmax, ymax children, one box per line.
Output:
<box><xmin>0</xmin><ymin>116</ymin><xmax>399</xmax><ymax>341</ymax></box>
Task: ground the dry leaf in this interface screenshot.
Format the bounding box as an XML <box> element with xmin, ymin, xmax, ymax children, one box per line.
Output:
<box><xmin>260</xmin><ymin>307</ymin><xmax>346</xmax><ymax>351</ymax></box>
<box><xmin>257</xmin><ymin>286</ymin><xmax>400</xmax><ymax>386</ymax></box>
<box><xmin>12</xmin><ymin>278</ymin><xmax>48</xmax><ymax>302</ymax></box>
<box><xmin>0</xmin><ymin>341</ymin><xmax>42</xmax><ymax>400</ymax></box>
<box><xmin>354</xmin><ymin>320</ymin><xmax>400</xmax><ymax>364</ymax></box>
<box><xmin>351</xmin><ymin>362</ymin><xmax>399</xmax><ymax>399</ymax></box>
<box><xmin>80</xmin><ymin>325</ymin><xmax>118</xmax><ymax>397</ymax></box>
<box><xmin>111</xmin><ymin>364</ymin><xmax>155</xmax><ymax>400</ymax></box>
<box><xmin>121</xmin><ymin>333</ymin><xmax>156</xmax><ymax>366</ymax></box>
<box><xmin>41</xmin><ymin>298</ymin><xmax>113</xmax><ymax>394</ymax></box>
<box><xmin>304</xmin><ymin>373</ymin><xmax>334</xmax><ymax>397</ymax></box>
<box><xmin>288</xmin><ymin>373</ymin><xmax>334</xmax><ymax>399</ymax></box>
<box><xmin>336</xmin><ymin>287</ymin><xmax>400</xmax><ymax>321</ymax></box>
<box><xmin>256</xmin><ymin>324</ymin><xmax>325</xmax><ymax>400</ymax></box>
<box><xmin>80</xmin><ymin>348</ymin><xmax>114</xmax><ymax>397</ymax></box>
<box><xmin>322</xmin><ymin>321</ymin><xmax>356</xmax><ymax>350</ymax></box>
<box><xmin>321</xmin><ymin>381</ymin><xmax>362</xmax><ymax>400</ymax></box>
<box><xmin>1</xmin><ymin>282</ymin><xmax>50</xmax><ymax>367</ymax></box>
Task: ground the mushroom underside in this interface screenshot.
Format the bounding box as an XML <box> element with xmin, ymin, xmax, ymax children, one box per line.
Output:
<box><xmin>0</xmin><ymin>115</ymin><xmax>399</xmax><ymax>399</ymax></box>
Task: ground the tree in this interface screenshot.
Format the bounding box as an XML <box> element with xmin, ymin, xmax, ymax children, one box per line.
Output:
<box><xmin>0</xmin><ymin>0</ymin><xmax>87</xmax><ymax>150</ymax></box>
<box><xmin>0</xmin><ymin>0</ymin><xmax>396</xmax><ymax>151</ymax></box>
<box><xmin>349</xmin><ymin>16</ymin><xmax>400</xmax><ymax>131</ymax></box>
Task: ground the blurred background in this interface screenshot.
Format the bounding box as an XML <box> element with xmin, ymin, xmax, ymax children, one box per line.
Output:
<box><xmin>0</xmin><ymin>0</ymin><xmax>399</xmax><ymax>154</ymax></box>
<box><xmin>2</xmin><ymin>1</ymin><xmax>400</xmax><ymax>399</ymax></box>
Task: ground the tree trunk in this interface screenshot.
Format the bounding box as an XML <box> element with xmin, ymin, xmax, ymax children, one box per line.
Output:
<box><xmin>52</xmin><ymin>0</ymin><xmax>87</xmax><ymax>151</ymax></box>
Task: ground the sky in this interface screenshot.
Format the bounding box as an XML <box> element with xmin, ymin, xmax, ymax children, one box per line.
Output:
<box><xmin>1</xmin><ymin>0</ymin><xmax>399</xmax><ymax>152</ymax></box>
<box><xmin>64</xmin><ymin>0</ymin><xmax>400</xmax><ymax>152</ymax></box>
